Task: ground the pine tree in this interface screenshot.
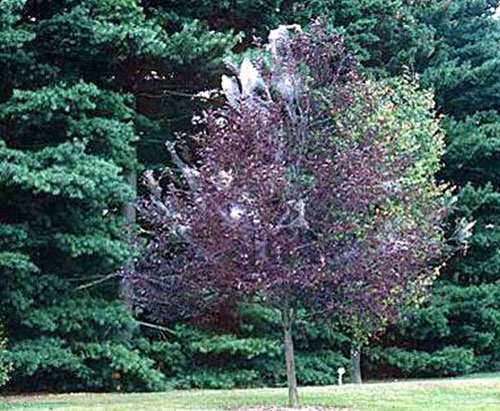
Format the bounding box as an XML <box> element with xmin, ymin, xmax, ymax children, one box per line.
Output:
<box><xmin>371</xmin><ymin>0</ymin><xmax>500</xmax><ymax>375</ymax></box>
<box><xmin>289</xmin><ymin>0</ymin><xmax>436</xmax><ymax>74</ymax></box>
<box><xmin>0</xmin><ymin>0</ymin><xmax>234</xmax><ymax>391</ymax></box>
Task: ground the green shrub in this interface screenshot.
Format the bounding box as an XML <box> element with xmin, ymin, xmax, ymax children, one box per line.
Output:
<box><xmin>135</xmin><ymin>304</ymin><xmax>350</xmax><ymax>389</ymax></box>
<box><xmin>80</xmin><ymin>342</ymin><xmax>167</xmax><ymax>391</ymax></box>
<box><xmin>177</xmin><ymin>368</ymin><xmax>262</xmax><ymax>389</ymax></box>
<box><xmin>4</xmin><ymin>298</ymin><xmax>168</xmax><ymax>392</ymax></box>
<box><xmin>296</xmin><ymin>351</ymin><xmax>349</xmax><ymax>386</ymax></box>
<box><xmin>368</xmin><ymin>346</ymin><xmax>476</xmax><ymax>378</ymax></box>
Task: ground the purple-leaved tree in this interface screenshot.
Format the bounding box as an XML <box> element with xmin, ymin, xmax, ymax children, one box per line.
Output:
<box><xmin>126</xmin><ymin>22</ymin><xmax>450</xmax><ymax>407</ymax></box>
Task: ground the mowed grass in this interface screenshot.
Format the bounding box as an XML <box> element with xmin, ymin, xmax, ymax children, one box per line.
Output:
<box><xmin>1</xmin><ymin>374</ymin><xmax>500</xmax><ymax>411</ymax></box>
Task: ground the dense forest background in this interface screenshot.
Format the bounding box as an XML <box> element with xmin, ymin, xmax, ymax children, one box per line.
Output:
<box><xmin>1</xmin><ymin>0</ymin><xmax>499</xmax><ymax>392</ymax></box>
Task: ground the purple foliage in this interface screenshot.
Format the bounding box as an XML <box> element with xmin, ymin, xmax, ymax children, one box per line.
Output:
<box><xmin>125</xmin><ymin>22</ymin><xmax>447</xmax><ymax>332</ymax></box>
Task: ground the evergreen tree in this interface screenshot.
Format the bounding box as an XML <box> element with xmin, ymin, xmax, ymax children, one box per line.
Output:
<box><xmin>0</xmin><ymin>0</ymin><xmax>234</xmax><ymax>391</ymax></box>
<box><xmin>370</xmin><ymin>0</ymin><xmax>500</xmax><ymax>376</ymax></box>
<box><xmin>289</xmin><ymin>0</ymin><xmax>436</xmax><ymax>74</ymax></box>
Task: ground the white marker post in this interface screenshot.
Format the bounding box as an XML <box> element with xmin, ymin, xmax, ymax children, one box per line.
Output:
<box><xmin>337</xmin><ymin>367</ymin><xmax>346</xmax><ymax>386</ymax></box>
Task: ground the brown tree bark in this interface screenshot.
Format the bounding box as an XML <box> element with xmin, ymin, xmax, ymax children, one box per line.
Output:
<box><xmin>350</xmin><ymin>344</ymin><xmax>362</xmax><ymax>384</ymax></box>
<box><xmin>282</xmin><ymin>307</ymin><xmax>299</xmax><ymax>407</ymax></box>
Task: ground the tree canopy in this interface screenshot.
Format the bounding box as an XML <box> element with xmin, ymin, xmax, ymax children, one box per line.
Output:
<box><xmin>128</xmin><ymin>24</ymin><xmax>449</xmax><ymax>405</ymax></box>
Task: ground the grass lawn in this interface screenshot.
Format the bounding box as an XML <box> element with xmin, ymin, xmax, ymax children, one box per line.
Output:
<box><xmin>1</xmin><ymin>374</ymin><xmax>499</xmax><ymax>411</ymax></box>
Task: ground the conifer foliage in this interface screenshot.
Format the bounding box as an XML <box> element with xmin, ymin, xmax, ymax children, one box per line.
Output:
<box><xmin>0</xmin><ymin>0</ymin><xmax>235</xmax><ymax>391</ymax></box>
<box><xmin>377</xmin><ymin>0</ymin><xmax>500</xmax><ymax>374</ymax></box>
<box><xmin>129</xmin><ymin>23</ymin><xmax>449</xmax><ymax>406</ymax></box>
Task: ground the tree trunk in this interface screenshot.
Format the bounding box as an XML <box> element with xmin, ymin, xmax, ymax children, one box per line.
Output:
<box><xmin>282</xmin><ymin>307</ymin><xmax>299</xmax><ymax>408</ymax></box>
<box><xmin>121</xmin><ymin>170</ymin><xmax>137</xmax><ymax>309</ymax></box>
<box><xmin>350</xmin><ymin>344</ymin><xmax>362</xmax><ymax>384</ymax></box>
